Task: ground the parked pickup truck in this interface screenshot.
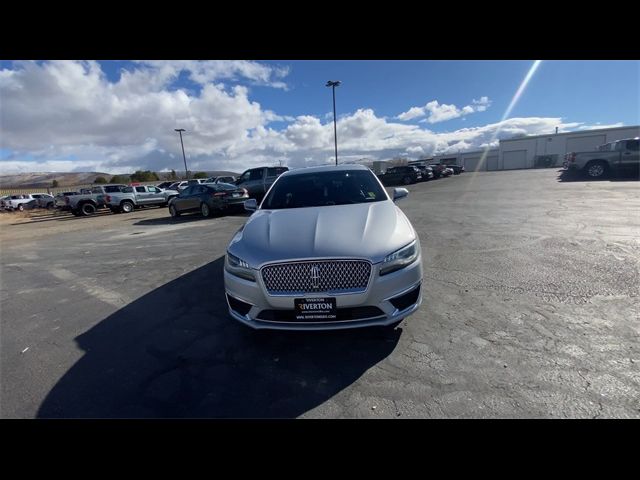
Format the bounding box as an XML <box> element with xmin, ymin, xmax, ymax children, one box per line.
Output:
<box><xmin>55</xmin><ymin>191</ymin><xmax>81</xmax><ymax>210</ymax></box>
<box><xmin>105</xmin><ymin>185</ymin><xmax>180</xmax><ymax>213</ymax></box>
<box><xmin>1</xmin><ymin>194</ymin><xmax>37</xmax><ymax>211</ymax></box>
<box><xmin>66</xmin><ymin>184</ymin><xmax>127</xmax><ymax>216</ymax></box>
<box><xmin>235</xmin><ymin>166</ymin><xmax>288</xmax><ymax>200</ymax></box>
<box><xmin>564</xmin><ymin>138</ymin><xmax>639</xmax><ymax>178</ymax></box>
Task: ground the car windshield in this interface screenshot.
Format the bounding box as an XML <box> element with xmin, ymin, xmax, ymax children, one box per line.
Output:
<box><xmin>262</xmin><ymin>170</ymin><xmax>387</xmax><ymax>210</ymax></box>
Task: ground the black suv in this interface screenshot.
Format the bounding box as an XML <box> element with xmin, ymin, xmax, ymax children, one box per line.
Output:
<box><xmin>379</xmin><ymin>166</ymin><xmax>422</xmax><ymax>185</ymax></box>
<box><xmin>235</xmin><ymin>166</ymin><xmax>289</xmax><ymax>200</ymax></box>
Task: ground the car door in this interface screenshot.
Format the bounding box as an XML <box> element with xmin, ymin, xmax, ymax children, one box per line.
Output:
<box><xmin>248</xmin><ymin>168</ymin><xmax>266</xmax><ymax>196</ymax></box>
<box><xmin>132</xmin><ymin>186</ymin><xmax>149</xmax><ymax>205</ymax></box>
<box><xmin>174</xmin><ymin>185</ymin><xmax>195</xmax><ymax>213</ymax></box>
<box><xmin>619</xmin><ymin>139</ymin><xmax>639</xmax><ymax>173</ymax></box>
<box><xmin>237</xmin><ymin>169</ymin><xmax>261</xmax><ymax>197</ymax></box>
<box><xmin>145</xmin><ymin>186</ymin><xmax>164</xmax><ymax>204</ymax></box>
<box><xmin>265</xmin><ymin>167</ymin><xmax>286</xmax><ymax>193</ymax></box>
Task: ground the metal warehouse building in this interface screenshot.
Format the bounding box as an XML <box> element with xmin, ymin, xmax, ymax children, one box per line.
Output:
<box><xmin>431</xmin><ymin>125</ymin><xmax>640</xmax><ymax>172</ymax></box>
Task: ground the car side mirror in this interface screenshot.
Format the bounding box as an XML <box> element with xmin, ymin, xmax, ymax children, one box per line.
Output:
<box><xmin>393</xmin><ymin>188</ymin><xmax>409</xmax><ymax>202</ymax></box>
<box><xmin>244</xmin><ymin>198</ymin><xmax>257</xmax><ymax>212</ymax></box>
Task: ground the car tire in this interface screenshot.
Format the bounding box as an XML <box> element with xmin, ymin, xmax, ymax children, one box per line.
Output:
<box><xmin>47</xmin><ymin>202</ymin><xmax>54</xmax><ymax>210</ymax></box>
<box><xmin>121</xmin><ymin>201</ymin><xmax>134</xmax><ymax>213</ymax></box>
<box><xmin>80</xmin><ymin>203</ymin><xmax>96</xmax><ymax>216</ymax></box>
<box><xmin>584</xmin><ymin>160</ymin><xmax>609</xmax><ymax>179</ymax></box>
<box><xmin>200</xmin><ymin>202</ymin><xmax>211</xmax><ymax>218</ymax></box>
<box><xmin>169</xmin><ymin>204</ymin><xmax>180</xmax><ymax>218</ymax></box>
<box><xmin>17</xmin><ymin>204</ymin><xmax>24</xmax><ymax>212</ymax></box>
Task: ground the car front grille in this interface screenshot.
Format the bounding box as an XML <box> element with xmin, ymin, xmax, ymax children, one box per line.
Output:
<box><xmin>261</xmin><ymin>260</ymin><xmax>371</xmax><ymax>295</ymax></box>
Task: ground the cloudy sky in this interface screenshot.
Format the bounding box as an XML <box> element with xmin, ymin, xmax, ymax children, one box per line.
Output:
<box><xmin>0</xmin><ymin>60</ymin><xmax>638</xmax><ymax>174</ymax></box>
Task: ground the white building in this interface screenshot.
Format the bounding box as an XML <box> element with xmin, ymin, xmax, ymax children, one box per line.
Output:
<box><xmin>425</xmin><ymin>125</ymin><xmax>640</xmax><ymax>172</ymax></box>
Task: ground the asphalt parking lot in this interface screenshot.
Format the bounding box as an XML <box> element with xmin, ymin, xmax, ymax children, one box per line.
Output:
<box><xmin>1</xmin><ymin>168</ymin><xmax>638</xmax><ymax>418</ymax></box>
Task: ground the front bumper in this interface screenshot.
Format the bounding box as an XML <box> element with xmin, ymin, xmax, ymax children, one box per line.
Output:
<box><xmin>224</xmin><ymin>255</ymin><xmax>423</xmax><ymax>331</ymax></box>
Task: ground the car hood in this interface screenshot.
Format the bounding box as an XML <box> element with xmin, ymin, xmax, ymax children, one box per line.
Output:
<box><xmin>228</xmin><ymin>200</ymin><xmax>416</xmax><ymax>267</ymax></box>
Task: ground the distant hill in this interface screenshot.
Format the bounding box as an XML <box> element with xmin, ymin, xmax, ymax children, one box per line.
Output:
<box><xmin>0</xmin><ymin>172</ymin><xmax>113</xmax><ymax>188</ymax></box>
<box><xmin>0</xmin><ymin>170</ymin><xmax>241</xmax><ymax>188</ymax></box>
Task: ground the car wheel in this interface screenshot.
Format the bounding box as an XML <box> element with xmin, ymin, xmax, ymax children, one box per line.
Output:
<box><xmin>403</xmin><ymin>176</ymin><xmax>411</xmax><ymax>185</ymax></box>
<box><xmin>80</xmin><ymin>203</ymin><xmax>96</xmax><ymax>216</ymax></box>
<box><xmin>17</xmin><ymin>204</ymin><xmax>24</xmax><ymax>211</ymax></box>
<box><xmin>585</xmin><ymin>161</ymin><xmax>608</xmax><ymax>179</ymax></box>
<box><xmin>201</xmin><ymin>202</ymin><xmax>211</xmax><ymax>218</ymax></box>
<box><xmin>169</xmin><ymin>204</ymin><xmax>180</xmax><ymax>218</ymax></box>
<box><xmin>47</xmin><ymin>202</ymin><xmax>54</xmax><ymax>210</ymax></box>
<box><xmin>121</xmin><ymin>201</ymin><xmax>134</xmax><ymax>213</ymax></box>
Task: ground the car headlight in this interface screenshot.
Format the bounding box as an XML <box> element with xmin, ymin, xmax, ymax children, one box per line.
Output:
<box><xmin>379</xmin><ymin>241</ymin><xmax>418</xmax><ymax>276</ymax></box>
<box><xmin>225</xmin><ymin>252</ymin><xmax>255</xmax><ymax>281</ymax></box>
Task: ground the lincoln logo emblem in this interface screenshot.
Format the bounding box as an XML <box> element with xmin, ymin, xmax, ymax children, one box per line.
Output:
<box><xmin>310</xmin><ymin>265</ymin><xmax>320</xmax><ymax>289</ymax></box>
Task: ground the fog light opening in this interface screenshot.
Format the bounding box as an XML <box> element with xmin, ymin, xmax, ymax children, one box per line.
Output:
<box><xmin>226</xmin><ymin>294</ymin><xmax>252</xmax><ymax>316</ymax></box>
<box><xmin>389</xmin><ymin>285</ymin><xmax>421</xmax><ymax>312</ymax></box>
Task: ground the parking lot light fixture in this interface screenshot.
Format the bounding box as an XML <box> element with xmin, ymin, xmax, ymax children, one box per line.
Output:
<box><xmin>326</xmin><ymin>80</ymin><xmax>341</xmax><ymax>166</ymax></box>
<box><xmin>174</xmin><ymin>128</ymin><xmax>188</xmax><ymax>179</ymax></box>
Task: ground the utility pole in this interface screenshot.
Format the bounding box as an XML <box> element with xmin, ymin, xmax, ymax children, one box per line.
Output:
<box><xmin>174</xmin><ymin>128</ymin><xmax>188</xmax><ymax>179</ymax></box>
<box><xmin>326</xmin><ymin>80</ymin><xmax>341</xmax><ymax>165</ymax></box>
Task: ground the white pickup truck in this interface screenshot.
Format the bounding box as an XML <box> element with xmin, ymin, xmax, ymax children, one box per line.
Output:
<box><xmin>1</xmin><ymin>194</ymin><xmax>37</xmax><ymax>211</ymax></box>
<box><xmin>105</xmin><ymin>185</ymin><xmax>180</xmax><ymax>213</ymax></box>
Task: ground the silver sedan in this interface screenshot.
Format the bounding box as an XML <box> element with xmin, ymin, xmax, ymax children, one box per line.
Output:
<box><xmin>224</xmin><ymin>164</ymin><xmax>423</xmax><ymax>330</ymax></box>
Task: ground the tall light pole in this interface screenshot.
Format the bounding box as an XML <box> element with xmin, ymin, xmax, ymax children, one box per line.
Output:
<box><xmin>174</xmin><ymin>128</ymin><xmax>188</xmax><ymax>179</ymax></box>
<box><xmin>326</xmin><ymin>80</ymin><xmax>341</xmax><ymax>165</ymax></box>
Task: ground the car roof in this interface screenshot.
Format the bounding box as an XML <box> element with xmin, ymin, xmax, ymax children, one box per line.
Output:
<box><xmin>281</xmin><ymin>164</ymin><xmax>369</xmax><ymax>177</ymax></box>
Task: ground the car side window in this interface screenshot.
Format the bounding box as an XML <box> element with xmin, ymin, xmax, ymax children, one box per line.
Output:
<box><xmin>181</xmin><ymin>186</ymin><xmax>194</xmax><ymax>196</ymax></box>
<box><xmin>266</xmin><ymin>168</ymin><xmax>284</xmax><ymax>178</ymax></box>
<box><xmin>626</xmin><ymin>140</ymin><xmax>639</xmax><ymax>151</ymax></box>
<box><xmin>249</xmin><ymin>169</ymin><xmax>264</xmax><ymax>181</ymax></box>
<box><xmin>135</xmin><ymin>186</ymin><xmax>146</xmax><ymax>193</ymax></box>
<box><xmin>148</xmin><ymin>187</ymin><xmax>159</xmax><ymax>193</ymax></box>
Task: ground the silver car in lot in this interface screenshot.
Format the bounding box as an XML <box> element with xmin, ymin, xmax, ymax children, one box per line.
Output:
<box><xmin>224</xmin><ymin>164</ymin><xmax>423</xmax><ymax>331</ymax></box>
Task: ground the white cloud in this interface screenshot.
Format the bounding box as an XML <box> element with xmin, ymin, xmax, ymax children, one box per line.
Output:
<box><xmin>133</xmin><ymin>60</ymin><xmax>290</xmax><ymax>90</ymax></box>
<box><xmin>397</xmin><ymin>96</ymin><xmax>493</xmax><ymax>123</ymax></box>
<box><xmin>0</xmin><ymin>62</ymin><xmax>625</xmax><ymax>175</ymax></box>
<box><xmin>396</xmin><ymin>107</ymin><xmax>426</xmax><ymax>121</ymax></box>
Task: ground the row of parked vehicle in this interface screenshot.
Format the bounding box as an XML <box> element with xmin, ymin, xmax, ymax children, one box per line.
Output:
<box><xmin>376</xmin><ymin>162</ymin><xmax>465</xmax><ymax>185</ymax></box>
<box><xmin>0</xmin><ymin>162</ymin><xmax>465</xmax><ymax>218</ymax></box>
<box><xmin>0</xmin><ymin>167</ymin><xmax>288</xmax><ymax>218</ymax></box>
